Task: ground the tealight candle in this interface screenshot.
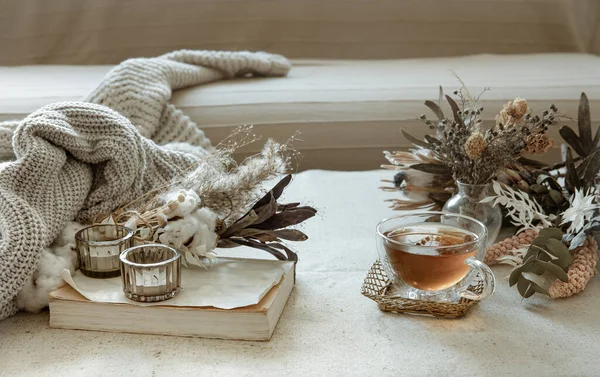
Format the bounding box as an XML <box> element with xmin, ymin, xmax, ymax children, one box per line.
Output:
<box><xmin>75</xmin><ymin>224</ymin><xmax>134</xmax><ymax>278</ymax></box>
<box><xmin>120</xmin><ymin>244</ymin><xmax>181</xmax><ymax>302</ymax></box>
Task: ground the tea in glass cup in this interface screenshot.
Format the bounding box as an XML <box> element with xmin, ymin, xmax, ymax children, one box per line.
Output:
<box><xmin>376</xmin><ymin>212</ymin><xmax>495</xmax><ymax>302</ymax></box>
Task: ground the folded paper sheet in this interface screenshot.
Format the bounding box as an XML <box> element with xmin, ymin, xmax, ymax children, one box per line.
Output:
<box><xmin>61</xmin><ymin>258</ymin><xmax>293</xmax><ymax>309</ymax></box>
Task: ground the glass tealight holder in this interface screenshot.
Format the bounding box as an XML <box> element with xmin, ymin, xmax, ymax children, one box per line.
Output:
<box><xmin>120</xmin><ymin>244</ymin><xmax>181</xmax><ymax>303</ymax></box>
<box><xmin>75</xmin><ymin>224</ymin><xmax>134</xmax><ymax>278</ymax></box>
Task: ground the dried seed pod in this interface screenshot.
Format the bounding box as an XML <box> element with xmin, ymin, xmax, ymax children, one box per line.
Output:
<box><xmin>505</xmin><ymin>169</ymin><xmax>522</xmax><ymax>182</ymax></box>
<box><xmin>517</xmin><ymin>180</ymin><xmax>530</xmax><ymax>191</ymax></box>
<box><xmin>530</xmin><ymin>184</ymin><xmax>548</xmax><ymax>194</ymax></box>
<box><xmin>549</xmin><ymin>190</ymin><xmax>565</xmax><ymax>205</ymax></box>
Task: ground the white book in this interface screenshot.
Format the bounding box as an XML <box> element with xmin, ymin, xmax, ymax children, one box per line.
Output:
<box><xmin>49</xmin><ymin>262</ymin><xmax>295</xmax><ymax>341</ymax></box>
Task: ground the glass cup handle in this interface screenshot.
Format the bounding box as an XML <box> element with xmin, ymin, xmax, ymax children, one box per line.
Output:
<box><xmin>458</xmin><ymin>259</ymin><xmax>496</xmax><ymax>301</ymax></box>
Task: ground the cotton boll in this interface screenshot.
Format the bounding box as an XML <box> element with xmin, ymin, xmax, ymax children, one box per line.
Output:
<box><xmin>194</xmin><ymin>207</ymin><xmax>218</xmax><ymax>227</ymax></box>
<box><xmin>16</xmin><ymin>275</ymin><xmax>48</xmax><ymax>313</ymax></box>
<box><xmin>16</xmin><ymin>222</ymin><xmax>81</xmax><ymax>312</ymax></box>
<box><xmin>190</xmin><ymin>208</ymin><xmax>218</xmax><ymax>254</ymax></box>
<box><xmin>161</xmin><ymin>189</ymin><xmax>200</xmax><ymax>219</ymax></box>
<box><xmin>157</xmin><ymin>207</ymin><xmax>218</xmax><ymax>260</ymax></box>
<box><xmin>53</xmin><ymin>221</ymin><xmax>85</xmax><ymax>247</ymax></box>
<box><xmin>16</xmin><ymin>244</ymin><xmax>77</xmax><ymax>312</ymax></box>
<box><xmin>159</xmin><ymin>216</ymin><xmax>198</xmax><ymax>249</ymax></box>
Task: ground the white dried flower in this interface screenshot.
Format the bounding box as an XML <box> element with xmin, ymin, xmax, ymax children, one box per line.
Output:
<box><xmin>560</xmin><ymin>188</ymin><xmax>600</xmax><ymax>234</ymax></box>
<box><xmin>480</xmin><ymin>180</ymin><xmax>551</xmax><ymax>230</ymax></box>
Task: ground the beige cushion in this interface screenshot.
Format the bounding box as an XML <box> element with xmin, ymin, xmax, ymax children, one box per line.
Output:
<box><xmin>0</xmin><ymin>0</ymin><xmax>599</xmax><ymax>65</ymax></box>
<box><xmin>1</xmin><ymin>53</ymin><xmax>599</xmax><ymax>170</ymax></box>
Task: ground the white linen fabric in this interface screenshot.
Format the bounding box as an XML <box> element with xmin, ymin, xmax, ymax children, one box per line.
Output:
<box><xmin>1</xmin><ymin>53</ymin><xmax>599</xmax><ymax>170</ymax></box>
<box><xmin>1</xmin><ymin>170</ymin><xmax>599</xmax><ymax>376</ymax></box>
<box><xmin>0</xmin><ymin>50</ymin><xmax>291</xmax><ymax>320</ymax></box>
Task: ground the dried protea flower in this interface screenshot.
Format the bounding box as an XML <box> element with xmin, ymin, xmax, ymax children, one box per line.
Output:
<box><xmin>496</xmin><ymin>98</ymin><xmax>529</xmax><ymax>127</ymax></box>
<box><xmin>525</xmin><ymin>133</ymin><xmax>554</xmax><ymax>154</ymax></box>
<box><xmin>507</xmin><ymin>98</ymin><xmax>528</xmax><ymax>119</ymax></box>
<box><xmin>464</xmin><ymin>132</ymin><xmax>487</xmax><ymax>159</ymax></box>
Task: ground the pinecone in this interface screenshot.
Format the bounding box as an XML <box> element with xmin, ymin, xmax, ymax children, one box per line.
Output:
<box><xmin>548</xmin><ymin>238</ymin><xmax>598</xmax><ymax>299</ymax></box>
<box><xmin>484</xmin><ymin>229</ymin><xmax>539</xmax><ymax>265</ymax></box>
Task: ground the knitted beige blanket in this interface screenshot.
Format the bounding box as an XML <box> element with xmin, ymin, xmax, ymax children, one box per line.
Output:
<box><xmin>0</xmin><ymin>50</ymin><xmax>291</xmax><ymax>319</ymax></box>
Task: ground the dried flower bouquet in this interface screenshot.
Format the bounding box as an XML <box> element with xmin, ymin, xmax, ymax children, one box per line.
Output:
<box><xmin>382</xmin><ymin>85</ymin><xmax>557</xmax><ymax>210</ymax></box>
<box><xmin>383</xmin><ymin>86</ymin><xmax>600</xmax><ymax>299</ymax></box>
<box><xmin>103</xmin><ymin>127</ymin><xmax>316</xmax><ymax>267</ymax></box>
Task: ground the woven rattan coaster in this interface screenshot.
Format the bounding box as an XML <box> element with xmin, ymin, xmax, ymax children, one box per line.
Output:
<box><xmin>361</xmin><ymin>260</ymin><xmax>483</xmax><ymax>318</ymax></box>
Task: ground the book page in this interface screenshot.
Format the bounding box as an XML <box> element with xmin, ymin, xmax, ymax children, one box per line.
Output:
<box><xmin>60</xmin><ymin>258</ymin><xmax>293</xmax><ymax>309</ymax></box>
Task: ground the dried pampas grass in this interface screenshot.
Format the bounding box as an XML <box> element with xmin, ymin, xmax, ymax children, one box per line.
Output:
<box><xmin>108</xmin><ymin>127</ymin><xmax>313</xmax><ymax>265</ymax></box>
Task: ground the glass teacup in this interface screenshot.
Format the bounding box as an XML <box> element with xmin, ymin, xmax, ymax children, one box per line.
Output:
<box><xmin>376</xmin><ymin>211</ymin><xmax>495</xmax><ymax>302</ymax></box>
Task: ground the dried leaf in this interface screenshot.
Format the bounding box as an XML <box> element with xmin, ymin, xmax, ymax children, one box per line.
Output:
<box><xmin>578</xmin><ymin>92</ymin><xmax>592</xmax><ymax>153</ymax></box>
<box><xmin>409</xmin><ymin>163</ymin><xmax>450</xmax><ymax>175</ymax></box>
<box><xmin>538</xmin><ymin>227</ymin><xmax>563</xmax><ymax>240</ymax></box>
<box><xmin>278</xmin><ymin>202</ymin><xmax>301</xmax><ymax>211</ymax></box>
<box><xmin>282</xmin><ymin>206</ymin><xmax>317</xmax><ymax>215</ymax></box>
<box><xmin>581</xmin><ymin>150</ymin><xmax>600</xmax><ymax>185</ymax></box>
<box><xmin>545</xmin><ymin>238</ymin><xmax>572</xmax><ymax>268</ymax></box>
<box><xmin>519</xmin><ymin>157</ymin><xmax>548</xmax><ymax>169</ymax></box>
<box><xmin>231</xmin><ymin>238</ymin><xmax>287</xmax><ymax>260</ymax></box>
<box><xmin>424</xmin><ymin>135</ymin><xmax>441</xmax><ymax>145</ymax></box>
<box><xmin>530</xmin><ymin>184</ymin><xmax>548</xmax><ymax>194</ymax></box>
<box><xmin>216</xmin><ymin>239</ymin><xmax>240</xmax><ymax>248</ymax></box>
<box><xmin>271</xmin><ymin>174</ymin><xmax>292</xmax><ymax>200</ymax></box>
<box><xmin>517</xmin><ymin>278</ymin><xmax>535</xmax><ymax>298</ymax></box>
<box><xmin>535</xmin><ymin>260</ymin><xmax>569</xmax><ymax>282</ymax></box>
<box><xmin>564</xmin><ymin>148</ymin><xmax>581</xmax><ymax>192</ymax></box>
<box><xmin>221</xmin><ymin>211</ymin><xmax>259</xmax><ymax>237</ymax></box>
<box><xmin>549</xmin><ymin>190</ymin><xmax>565</xmax><ymax>205</ymax></box>
<box><xmin>252</xmin><ymin>233</ymin><xmax>280</xmax><ymax>242</ymax></box>
<box><xmin>560</xmin><ymin>126</ymin><xmax>586</xmax><ymax>157</ymax></box>
<box><xmin>401</xmin><ymin>129</ymin><xmax>429</xmax><ymax>148</ymax></box>
<box><xmin>252</xmin><ymin>174</ymin><xmax>292</xmax><ymax>209</ymax></box>
<box><xmin>530</xmin><ymin>284</ymin><xmax>550</xmax><ymax>295</ymax></box>
<box><xmin>268</xmin><ymin>243</ymin><xmax>299</xmax><ymax>262</ymax></box>
<box><xmin>509</xmin><ymin>265</ymin><xmax>523</xmax><ymax>286</ymax></box>
<box><xmin>252</xmin><ymin>193</ymin><xmax>278</xmax><ymax>225</ymax></box>
<box><xmin>253</xmin><ymin>208</ymin><xmax>317</xmax><ymax>230</ymax></box>
<box><xmin>425</xmin><ymin>100</ymin><xmax>445</xmax><ymax>121</ymax></box>
<box><xmin>521</xmin><ymin>271</ymin><xmax>549</xmax><ymax>289</ymax></box>
<box><xmin>235</xmin><ymin>228</ymin><xmax>267</xmax><ymax>237</ymax></box>
<box><xmin>274</xmin><ymin>229</ymin><xmax>308</xmax><ymax>241</ymax></box>
<box><xmin>445</xmin><ymin>95</ymin><xmax>463</xmax><ymax>126</ymax></box>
